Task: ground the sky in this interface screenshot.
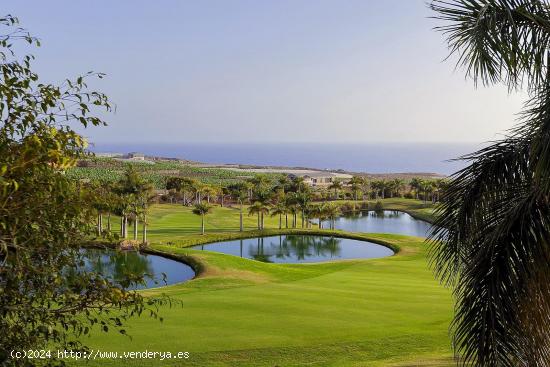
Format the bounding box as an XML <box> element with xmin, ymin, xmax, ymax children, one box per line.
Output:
<box><xmin>5</xmin><ymin>0</ymin><xmax>527</xmax><ymax>145</ymax></box>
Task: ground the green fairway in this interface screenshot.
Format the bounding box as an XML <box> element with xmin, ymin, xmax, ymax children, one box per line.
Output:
<box><xmin>81</xmin><ymin>199</ymin><xmax>453</xmax><ymax>366</ymax></box>
<box><xmin>111</xmin><ymin>198</ymin><xmax>436</xmax><ymax>245</ymax></box>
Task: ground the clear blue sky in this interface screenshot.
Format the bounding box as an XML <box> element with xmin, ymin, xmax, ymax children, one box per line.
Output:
<box><xmin>6</xmin><ymin>0</ymin><xmax>525</xmax><ymax>144</ymax></box>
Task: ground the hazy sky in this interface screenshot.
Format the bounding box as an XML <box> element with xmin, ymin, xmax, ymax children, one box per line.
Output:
<box><xmin>6</xmin><ymin>0</ymin><xmax>527</xmax><ymax>144</ymax></box>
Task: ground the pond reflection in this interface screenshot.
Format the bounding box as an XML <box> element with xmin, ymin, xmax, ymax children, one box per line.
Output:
<box><xmin>192</xmin><ymin>235</ymin><xmax>393</xmax><ymax>263</ymax></box>
<box><xmin>324</xmin><ymin>210</ymin><xmax>431</xmax><ymax>237</ymax></box>
<box><xmin>80</xmin><ymin>248</ymin><xmax>195</xmax><ymax>289</ymax></box>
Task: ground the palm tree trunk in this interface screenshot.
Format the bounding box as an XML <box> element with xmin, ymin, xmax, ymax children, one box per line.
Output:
<box><xmin>120</xmin><ymin>216</ymin><xmax>124</xmax><ymax>237</ymax></box>
<box><xmin>107</xmin><ymin>213</ymin><xmax>111</xmax><ymax>232</ymax></box>
<box><xmin>239</xmin><ymin>204</ymin><xmax>243</xmax><ymax>231</ymax></box>
<box><xmin>97</xmin><ymin>213</ymin><xmax>102</xmax><ymax>236</ymax></box>
<box><xmin>133</xmin><ymin>217</ymin><xmax>138</xmax><ymax>240</ymax></box>
<box><xmin>285</xmin><ymin>213</ymin><xmax>288</xmax><ymax>228</ymax></box>
<box><xmin>142</xmin><ymin>214</ymin><xmax>147</xmax><ymax>244</ymax></box>
<box><xmin>261</xmin><ymin>212</ymin><xmax>264</xmax><ymax>230</ymax></box>
<box><xmin>279</xmin><ymin>214</ymin><xmax>282</xmax><ymax>229</ymax></box>
<box><xmin>123</xmin><ymin>216</ymin><xmax>128</xmax><ymax>239</ymax></box>
<box><xmin>201</xmin><ymin>215</ymin><xmax>205</xmax><ymax>234</ymax></box>
<box><xmin>319</xmin><ymin>218</ymin><xmax>322</xmax><ymax>229</ymax></box>
<box><xmin>257</xmin><ymin>213</ymin><xmax>260</xmax><ymax>230</ymax></box>
<box><xmin>301</xmin><ymin>211</ymin><xmax>305</xmax><ymax>228</ymax></box>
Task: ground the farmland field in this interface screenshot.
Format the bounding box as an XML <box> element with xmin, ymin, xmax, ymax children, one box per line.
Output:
<box><xmin>66</xmin><ymin>158</ymin><xmax>283</xmax><ymax>188</ymax></box>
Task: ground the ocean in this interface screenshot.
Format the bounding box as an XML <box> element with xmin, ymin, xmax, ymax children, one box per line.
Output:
<box><xmin>89</xmin><ymin>142</ymin><xmax>483</xmax><ymax>176</ymax></box>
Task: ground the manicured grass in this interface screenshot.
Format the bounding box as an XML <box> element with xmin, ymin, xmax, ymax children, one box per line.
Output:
<box><xmin>80</xmin><ymin>199</ymin><xmax>453</xmax><ymax>366</ymax></box>
<box><xmin>108</xmin><ymin>198</ymin><xmax>436</xmax><ymax>245</ymax></box>
<box><xmin>371</xmin><ymin>198</ymin><xmax>436</xmax><ymax>223</ymax></box>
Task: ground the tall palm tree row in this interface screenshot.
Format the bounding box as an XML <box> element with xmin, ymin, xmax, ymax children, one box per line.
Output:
<box><xmin>112</xmin><ymin>166</ymin><xmax>154</xmax><ymax>243</ymax></box>
<box><xmin>162</xmin><ymin>172</ymin><xmax>446</xmax><ymax>237</ymax></box>
<box><xmin>247</xmin><ymin>201</ymin><xmax>270</xmax><ymax>230</ymax></box>
<box><xmin>429</xmin><ymin>1</ymin><xmax>550</xmax><ymax>366</ymax></box>
<box><xmin>270</xmin><ymin>202</ymin><xmax>287</xmax><ymax>229</ymax></box>
<box><xmin>328</xmin><ymin>179</ymin><xmax>343</xmax><ymax>200</ymax></box>
<box><xmin>228</xmin><ymin>182</ymin><xmax>249</xmax><ymax>231</ymax></box>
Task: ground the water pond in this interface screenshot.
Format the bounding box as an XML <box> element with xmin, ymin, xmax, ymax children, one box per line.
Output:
<box><xmin>191</xmin><ymin>235</ymin><xmax>394</xmax><ymax>263</ymax></box>
<box><xmin>80</xmin><ymin>248</ymin><xmax>195</xmax><ymax>289</ymax></box>
<box><xmin>323</xmin><ymin>210</ymin><xmax>431</xmax><ymax>237</ymax></box>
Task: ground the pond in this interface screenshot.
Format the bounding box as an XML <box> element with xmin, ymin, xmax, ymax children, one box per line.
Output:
<box><xmin>322</xmin><ymin>210</ymin><xmax>431</xmax><ymax>237</ymax></box>
<box><xmin>191</xmin><ymin>235</ymin><xmax>394</xmax><ymax>263</ymax></box>
<box><xmin>80</xmin><ymin>248</ymin><xmax>195</xmax><ymax>290</ymax></box>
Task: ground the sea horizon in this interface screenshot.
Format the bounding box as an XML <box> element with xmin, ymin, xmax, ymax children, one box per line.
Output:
<box><xmin>88</xmin><ymin>142</ymin><xmax>484</xmax><ymax>176</ymax></box>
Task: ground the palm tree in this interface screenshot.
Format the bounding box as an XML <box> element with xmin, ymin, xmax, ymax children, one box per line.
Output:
<box><xmin>165</xmin><ymin>176</ymin><xmax>183</xmax><ymax>203</ymax></box>
<box><xmin>432</xmin><ymin>178</ymin><xmax>447</xmax><ymax>203</ymax></box>
<box><xmin>349</xmin><ymin>176</ymin><xmax>363</xmax><ymax>202</ymax></box>
<box><xmin>370</xmin><ymin>180</ymin><xmax>385</xmax><ymax>199</ymax></box>
<box><xmin>193</xmin><ymin>182</ymin><xmax>204</xmax><ymax>204</ymax></box>
<box><xmin>192</xmin><ymin>203</ymin><xmax>212</xmax><ymax>235</ymax></box>
<box><xmin>218</xmin><ymin>186</ymin><xmax>230</xmax><ymax>207</ymax></box>
<box><xmin>251</xmin><ymin>187</ymin><xmax>272</xmax><ymax>229</ymax></box>
<box><xmin>283</xmin><ymin>194</ymin><xmax>296</xmax><ymax>228</ymax></box>
<box><xmin>201</xmin><ymin>184</ymin><xmax>218</xmax><ymax>204</ymax></box>
<box><xmin>302</xmin><ymin>204</ymin><xmax>315</xmax><ymax>228</ymax></box>
<box><xmin>285</xmin><ymin>193</ymin><xmax>299</xmax><ymax>228</ymax></box>
<box><xmin>360</xmin><ymin>178</ymin><xmax>370</xmax><ymax>200</ymax></box>
<box><xmin>409</xmin><ymin>178</ymin><xmax>422</xmax><ymax>200</ymax></box>
<box><xmin>248</xmin><ymin>174</ymin><xmax>271</xmax><ymax>198</ymax></box>
<box><xmin>181</xmin><ymin>178</ymin><xmax>197</xmax><ymax>206</ymax></box>
<box><xmin>328</xmin><ymin>180</ymin><xmax>343</xmax><ymax>200</ymax></box>
<box><xmin>420</xmin><ymin>180</ymin><xmax>433</xmax><ymax>204</ymax></box>
<box><xmin>313</xmin><ymin>204</ymin><xmax>328</xmax><ymax>229</ymax></box>
<box><xmin>137</xmin><ymin>184</ymin><xmax>155</xmax><ymax>244</ymax></box>
<box><xmin>90</xmin><ymin>181</ymin><xmax>111</xmax><ymax>236</ymax></box>
<box><xmin>290</xmin><ymin>176</ymin><xmax>308</xmax><ymax>192</ymax></box>
<box><xmin>270</xmin><ymin>202</ymin><xmax>286</xmax><ymax>229</ymax></box>
<box><xmin>323</xmin><ymin>204</ymin><xmax>340</xmax><ymax>230</ymax></box>
<box><xmin>391</xmin><ymin>179</ymin><xmax>404</xmax><ymax>198</ymax></box>
<box><xmin>295</xmin><ymin>190</ymin><xmax>312</xmax><ymax>228</ymax></box>
<box><xmin>379</xmin><ymin>179</ymin><xmax>387</xmax><ymax>199</ymax></box>
<box><xmin>229</xmin><ymin>182</ymin><xmax>248</xmax><ymax>231</ymax></box>
<box><xmin>248</xmin><ymin>202</ymin><xmax>270</xmax><ymax>230</ymax></box>
<box><xmin>276</xmin><ymin>175</ymin><xmax>291</xmax><ymax>193</ymax></box>
<box><xmin>115</xmin><ymin>166</ymin><xmax>153</xmax><ymax>240</ymax></box>
<box><xmin>429</xmin><ymin>1</ymin><xmax>550</xmax><ymax>366</ymax></box>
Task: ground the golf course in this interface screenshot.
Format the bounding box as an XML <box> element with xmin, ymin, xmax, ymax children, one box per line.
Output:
<box><xmin>81</xmin><ymin>199</ymin><xmax>454</xmax><ymax>367</ymax></box>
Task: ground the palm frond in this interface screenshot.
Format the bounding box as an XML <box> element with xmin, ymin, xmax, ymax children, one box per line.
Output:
<box><xmin>428</xmin><ymin>123</ymin><xmax>550</xmax><ymax>365</ymax></box>
<box><xmin>430</xmin><ymin>0</ymin><xmax>550</xmax><ymax>90</ymax></box>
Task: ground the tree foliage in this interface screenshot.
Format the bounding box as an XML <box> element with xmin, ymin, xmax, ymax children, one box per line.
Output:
<box><xmin>428</xmin><ymin>1</ymin><xmax>550</xmax><ymax>366</ymax></box>
<box><xmin>0</xmin><ymin>16</ymin><xmax>164</xmax><ymax>366</ymax></box>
